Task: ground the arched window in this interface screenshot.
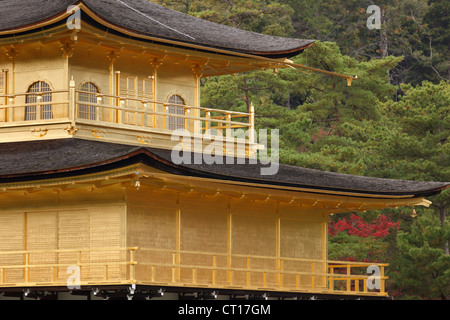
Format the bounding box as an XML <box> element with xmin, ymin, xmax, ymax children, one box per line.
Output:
<box><xmin>78</xmin><ymin>82</ymin><xmax>99</xmax><ymax>120</ymax></box>
<box><xmin>168</xmin><ymin>95</ymin><xmax>185</xmax><ymax>130</ymax></box>
<box><xmin>25</xmin><ymin>81</ymin><xmax>52</xmax><ymax>121</ymax></box>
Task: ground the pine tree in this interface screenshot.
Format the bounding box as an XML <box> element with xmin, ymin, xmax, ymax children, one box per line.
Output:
<box><xmin>392</xmin><ymin>210</ymin><xmax>450</xmax><ymax>299</ymax></box>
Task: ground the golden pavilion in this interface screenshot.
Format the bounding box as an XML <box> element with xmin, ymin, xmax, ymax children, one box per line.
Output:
<box><xmin>0</xmin><ymin>0</ymin><xmax>447</xmax><ymax>300</ymax></box>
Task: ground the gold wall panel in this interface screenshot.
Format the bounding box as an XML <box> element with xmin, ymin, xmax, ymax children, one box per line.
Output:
<box><xmin>0</xmin><ymin>212</ymin><xmax>25</xmax><ymax>284</ymax></box>
<box><xmin>0</xmin><ymin>206</ymin><xmax>125</xmax><ymax>284</ymax></box>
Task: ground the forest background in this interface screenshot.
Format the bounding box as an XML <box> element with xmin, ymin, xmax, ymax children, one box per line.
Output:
<box><xmin>151</xmin><ymin>0</ymin><xmax>449</xmax><ymax>299</ymax></box>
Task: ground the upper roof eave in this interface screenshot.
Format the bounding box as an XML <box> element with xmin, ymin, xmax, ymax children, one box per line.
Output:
<box><xmin>0</xmin><ymin>0</ymin><xmax>315</xmax><ymax>59</ymax></box>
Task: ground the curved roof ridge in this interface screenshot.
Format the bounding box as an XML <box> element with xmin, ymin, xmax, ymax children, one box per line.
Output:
<box><xmin>0</xmin><ymin>0</ymin><xmax>315</xmax><ymax>58</ymax></box>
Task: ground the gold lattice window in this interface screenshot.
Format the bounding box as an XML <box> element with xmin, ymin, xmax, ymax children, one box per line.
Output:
<box><xmin>168</xmin><ymin>94</ymin><xmax>186</xmax><ymax>131</ymax></box>
<box><xmin>78</xmin><ymin>82</ymin><xmax>99</xmax><ymax>120</ymax></box>
<box><xmin>25</xmin><ymin>81</ymin><xmax>53</xmax><ymax>121</ymax></box>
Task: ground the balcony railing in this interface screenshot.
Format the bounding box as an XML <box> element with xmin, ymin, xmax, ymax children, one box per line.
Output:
<box><xmin>0</xmin><ymin>247</ymin><xmax>388</xmax><ymax>297</ymax></box>
<box><xmin>0</xmin><ymin>82</ymin><xmax>255</xmax><ymax>142</ymax></box>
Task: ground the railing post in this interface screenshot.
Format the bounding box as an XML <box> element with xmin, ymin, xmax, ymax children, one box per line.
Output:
<box><xmin>172</xmin><ymin>253</ymin><xmax>176</xmax><ymax>283</ymax></box>
<box><xmin>212</xmin><ymin>255</ymin><xmax>216</xmax><ymax>285</ymax></box>
<box><xmin>329</xmin><ymin>266</ymin><xmax>334</xmax><ymax>291</ymax></box>
<box><xmin>52</xmin><ymin>266</ymin><xmax>56</xmax><ymax>283</ymax></box>
<box><xmin>121</xmin><ymin>99</ymin><xmax>126</xmax><ymax>124</ymax></box>
<box><xmin>69</xmin><ymin>77</ymin><xmax>76</xmax><ymax>122</ymax></box>
<box><xmin>226</xmin><ymin>113</ymin><xmax>231</xmax><ymax>138</ymax></box>
<box><xmin>346</xmin><ymin>264</ymin><xmax>351</xmax><ymax>291</ymax></box>
<box><xmin>25</xmin><ymin>253</ymin><xmax>30</xmax><ymax>283</ymax></box>
<box><xmin>249</xmin><ymin>103</ymin><xmax>255</xmax><ymax>144</ymax></box>
<box><xmin>129</xmin><ymin>247</ymin><xmax>138</xmax><ymax>284</ymax></box>
<box><xmin>7</xmin><ymin>96</ymin><xmax>14</xmax><ymax>123</ymax></box>
<box><xmin>279</xmin><ymin>259</ymin><xmax>283</xmax><ymax>289</ymax></box>
<box><xmin>204</xmin><ymin>110</ymin><xmax>210</xmax><ymax>134</ymax></box>
<box><xmin>380</xmin><ymin>265</ymin><xmax>385</xmax><ymax>293</ymax></box>
<box><xmin>97</xmin><ymin>95</ymin><xmax>103</xmax><ymax>122</ymax></box>
<box><xmin>228</xmin><ymin>253</ymin><xmax>232</xmax><ymax>286</ymax></box>
<box><xmin>163</xmin><ymin>104</ymin><xmax>168</xmax><ymax>130</ymax></box>
<box><xmin>143</xmin><ymin>103</ymin><xmax>148</xmax><ymax>127</ymax></box>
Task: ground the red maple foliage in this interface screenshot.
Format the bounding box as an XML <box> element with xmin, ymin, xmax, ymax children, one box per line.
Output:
<box><xmin>328</xmin><ymin>214</ymin><xmax>400</xmax><ymax>239</ymax></box>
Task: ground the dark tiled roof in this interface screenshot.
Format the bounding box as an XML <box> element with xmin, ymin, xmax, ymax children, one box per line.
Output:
<box><xmin>0</xmin><ymin>0</ymin><xmax>314</xmax><ymax>58</ymax></box>
<box><xmin>0</xmin><ymin>139</ymin><xmax>448</xmax><ymax>198</ymax></box>
<box><xmin>0</xmin><ymin>0</ymin><xmax>74</xmax><ymax>31</ymax></box>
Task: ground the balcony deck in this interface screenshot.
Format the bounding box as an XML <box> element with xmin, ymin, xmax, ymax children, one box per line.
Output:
<box><xmin>0</xmin><ymin>82</ymin><xmax>257</xmax><ymax>156</ymax></box>
<box><xmin>0</xmin><ymin>247</ymin><xmax>388</xmax><ymax>298</ymax></box>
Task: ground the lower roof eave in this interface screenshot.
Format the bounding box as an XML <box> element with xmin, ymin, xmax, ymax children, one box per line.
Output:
<box><xmin>0</xmin><ymin>162</ymin><xmax>438</xmax><ymax>213</ymax></box>
<box><xmin>0</xmin><ymin>139</ymin><xmax>448</xmax><ymax>202</ymax></box>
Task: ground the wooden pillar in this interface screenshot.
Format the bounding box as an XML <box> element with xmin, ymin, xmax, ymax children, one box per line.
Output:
<box><xmin>249</xmin><ymin>103</ymin><xmax>255</xmax><ymax>144</ymax></box>
<box><xmin>69</xmin><ymin>77</ymin><xmax>76</xmax><ymax>122</ymax></box>
<box><xmin>191</xmin><ymin>63</ymin><xmax>203</xmax><ymax>134</ymax></box>
<box><xmin>176</xmin><ymin>193</ymin><xmax>181</xmax><ymax>282</ymax></box>
<box><xmin>106</xmin><ymin>50</ymin><xmax>120</xmax><ymax>123</ymax></box>
<box><xmin>150</xmin><ymin>56</ymin><xmax>164</xmax><ymax>129</ymax></box>
<box><xmin>3</xmin><ymin>46</ymin><xmax>18</xmax><ymax>122</ymax></box>
<box><xmin>1</xmin><ymin>69</ymin><xmax>10</xmax><ymax>122</ymax></box>
<box><xmin>227</xmin><ymin>199</ymin><xmax>232</xmax><ymax>285</ymax></box>
<box><xmin>3</xmin><ymin>46</ymin><xmax>18</xmax><ymax>95</ymax></box>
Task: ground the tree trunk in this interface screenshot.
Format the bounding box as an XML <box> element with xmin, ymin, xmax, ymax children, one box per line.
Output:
<box><xmin>440</xmin><ymin>205</ymin><xmax>449</xmax><ymax>255</ymax></box>
<box><xmin>379</xmin><ymin>8</ymin><xmax>388</xmax><ymax>58</ymax></box>
<box><xmin>332</xmin><ymin>82</ymin><xmax>341</xmax><ymax>137</ymax></box>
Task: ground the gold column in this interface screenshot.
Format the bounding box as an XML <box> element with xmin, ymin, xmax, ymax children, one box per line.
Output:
<box><xmin>3</xmin><ymin>46</ymin><xmax>19</xmax><ymax>122</ymax></box>
<box><xmin>149</xmin><ymin>56</ymin><xmax>164</xmax><ymax>129</ymax></box>
<box><xmin>106</xmin><ymin>50</ymin><xmax>120</xmax><ymax>123</ymax></box>
<box><xmin>191</xmin><ymin>63</ymin><xmax>204</xmax><ymax>134</ymax></box>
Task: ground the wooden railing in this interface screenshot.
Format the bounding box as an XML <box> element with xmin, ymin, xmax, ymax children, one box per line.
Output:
<box><xmin>73</xmin><ymin>90</ymin><xmax>254</xmax><ymax>140</ymax></box>
<box><xmin>0</xmin><ymin>247</ymin><xmax>135</xmax><ymax>287</ymax></box>
<box><xmin>0</xmin><ymin>90</ymin><xmax>70</xmax><ymax>124</ymax></box>
<box><xmin>0</xmin><ymin>84</ymin><xmax>255</xmax><ymax>142</ymax></box>
<box><xmin>0</xmin><ymin>247</ymin><xmax>388</xmax><ymax>297</ymax></box>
